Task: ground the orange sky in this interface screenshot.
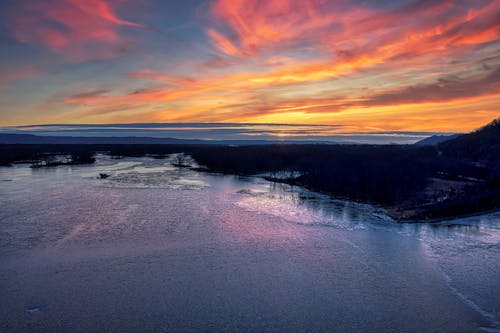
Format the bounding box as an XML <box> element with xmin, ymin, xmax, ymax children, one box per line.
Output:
<box><xmin>0</xmin><ymin>0</ymin><xmax>499</xmax><ymax>132</ymax></box>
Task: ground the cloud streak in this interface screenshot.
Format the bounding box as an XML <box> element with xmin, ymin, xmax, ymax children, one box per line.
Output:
<box><xmin>1</xmin><ymin>123</ymin><xmax>444</xmax><ymax>144</ymax></box>
<box><xmin>362</xmin><ymin>67</ymin><xmax>500</xmax><ymax>106</ymax></box>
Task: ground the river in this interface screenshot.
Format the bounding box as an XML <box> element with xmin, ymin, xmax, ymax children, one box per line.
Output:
<box><xmin>0</xmin><ymin>156</ymin><xmax>498</xmax><ymax>332</ymax></box>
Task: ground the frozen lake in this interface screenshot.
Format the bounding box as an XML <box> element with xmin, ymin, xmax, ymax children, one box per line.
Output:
<box><xmin>0</xmin><ymin>156</ymin><xmax>499</xmax><ymax>332</ymax></box>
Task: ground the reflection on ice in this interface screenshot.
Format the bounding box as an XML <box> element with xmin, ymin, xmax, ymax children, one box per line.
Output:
<box><xmin>235</xmin><ymin>184</ymin><xmax>391</xmax><ymax>230</ymax></box>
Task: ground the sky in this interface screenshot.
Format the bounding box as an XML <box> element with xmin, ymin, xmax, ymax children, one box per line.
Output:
<box><xmin>0</xmin><ymin>0</ymin><xmax>499</xmax><ymax>139</ymax></box>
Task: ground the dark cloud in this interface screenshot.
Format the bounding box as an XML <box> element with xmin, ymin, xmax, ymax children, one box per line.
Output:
<box><xmin>362</xmin><ymin>67</ymin><xmax>500</xmax><ymax>106</ymax></box>
<box><xmin>68</xmin><ymin>89</ymin><xmax>109</xmax><ymax>100</ymax></box>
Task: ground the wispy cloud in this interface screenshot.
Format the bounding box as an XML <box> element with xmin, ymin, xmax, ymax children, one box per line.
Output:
<box><xmin>8</xmin><ymin>0</ymin><xmax>144</xmax><ymax>61</ymax></box>
<box><xmin>207</xmin><ymin>0</ymin><xmax>339</xmax><ymax>57</ymax></box>
<box><xmin>0</xmin><ymin>65</ymin><xmax>40</xmax><ymax>88</ymax></box>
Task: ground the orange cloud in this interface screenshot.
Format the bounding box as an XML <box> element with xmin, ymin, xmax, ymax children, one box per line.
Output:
<box><xmin>207</xmin><ymin>28</ymin><xmax>246</xmax><ymax>57</ymax></box>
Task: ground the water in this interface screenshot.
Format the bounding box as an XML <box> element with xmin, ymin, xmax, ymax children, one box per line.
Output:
<box><xmin>0</xmin><ymin>156</ymin><xmax>498</xmax><ymax>332</ymax></box>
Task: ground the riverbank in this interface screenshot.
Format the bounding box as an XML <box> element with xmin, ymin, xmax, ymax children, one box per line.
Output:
<box><xmin>261</xmin><ymin>175</ymin><xmax>500</xmax><ymax>223</ymax></box>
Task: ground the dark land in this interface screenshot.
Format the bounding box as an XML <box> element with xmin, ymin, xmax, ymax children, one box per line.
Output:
<box><xmin>1</xmin><ymin>118</ymin><xmax>499</xmax><ymax>222</ymax></box>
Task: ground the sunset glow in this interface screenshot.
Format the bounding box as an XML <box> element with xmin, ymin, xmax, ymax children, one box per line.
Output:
<box><xmin>1</xmin><ymin>0</ymin><xmax>499</xmax><ymax>132</ymax></box>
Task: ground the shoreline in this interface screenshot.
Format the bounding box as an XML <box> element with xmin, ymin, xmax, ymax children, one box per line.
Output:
<box><xmin>392</xmin><ymin>207</ymin><xmax>500</xmax><ymax>224</ymax></box>
<box><xmin>260</xmin><ymin>175</ymin><xmax>500</xmax><ymax>224</ymax></box>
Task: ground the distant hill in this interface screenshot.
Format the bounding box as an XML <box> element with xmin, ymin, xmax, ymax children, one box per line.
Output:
<box><xmin>414</xmin><ymin>134</ymin><xmax>461</xmax><ymax>146</ymax></box>
<box><xmin>0</xmin><ymin>133</ymin><xmax>207</xmax><ymax>145</ymax></box>
<box><xmin>0</xmin><ymin>133</ymin><xmax>343</xmax><ymax>146</ymax></box>
<box><xmin>417</xmin><ymin>117</ymin><xmax>500</xmax><ymax>148</ymax></box>
<box><xmin>439</xmin><ymin>117</ymin><xmax>500</xmax><ymax>166</ymax></box>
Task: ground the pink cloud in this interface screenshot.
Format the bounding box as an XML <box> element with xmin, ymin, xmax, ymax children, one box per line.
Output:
<box><xmin>9</xmin><ymin>0</ymin><xmax>144</xmax><ymax>61</ymax></box>
<box><xmin>207</xmin><ymin>0</ymin><xmax>500</xmax><ymax>64</ymax></box>
<box><xmin>208</xmin><ymin>0</ymin><xmax>339</xmax><ymax>56</ymax></box>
